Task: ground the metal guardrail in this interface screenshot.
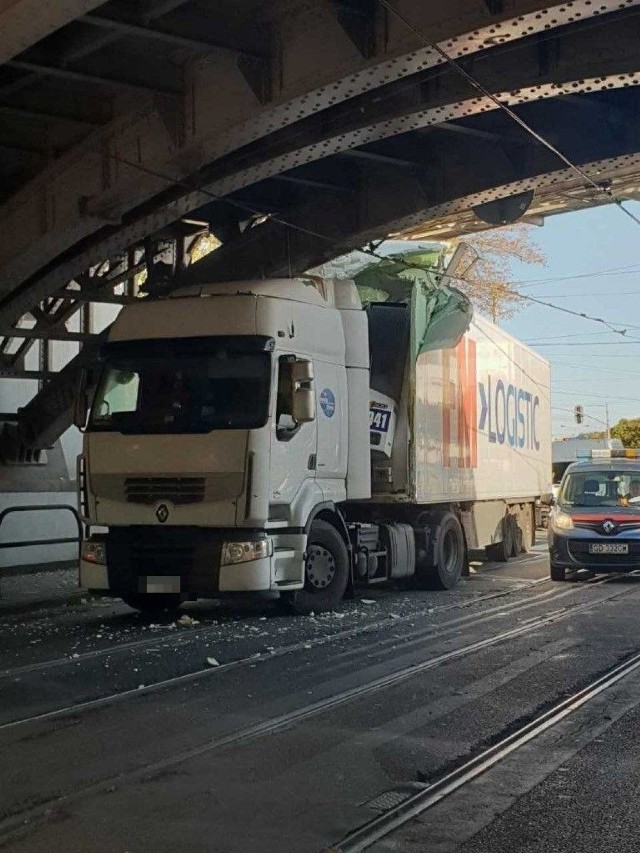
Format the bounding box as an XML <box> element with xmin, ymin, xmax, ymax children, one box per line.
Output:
<box><xmin>0</xmin><ymin>504</ymin><xmax>82</xmax><ymax>599</ymax></box>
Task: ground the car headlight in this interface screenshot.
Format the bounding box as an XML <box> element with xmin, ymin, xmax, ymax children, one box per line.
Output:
<box><xmin>221</xmin><ymin>539</ymin><xmax>272</xmax><ymax>565</ymax></box>
<box><xmin>553</xmin><ymin>511</ymin><xmax>574</xmax><ymax>531</ymax></box>
<box><xmin>81</xmin><ymin>540</ymin><xmax>106</xmax><ymax>564</ymax></box>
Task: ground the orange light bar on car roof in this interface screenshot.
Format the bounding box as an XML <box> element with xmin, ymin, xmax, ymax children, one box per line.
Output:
<box><xmin>581</xmin><ymin>448</ymin><xmax>640</xmax><ymax>459</ymax></box>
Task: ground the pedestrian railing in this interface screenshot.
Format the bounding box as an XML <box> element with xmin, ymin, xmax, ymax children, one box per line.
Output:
<box><xmin>0</xmin><ymin>504</ymin><xmax>82</xmax><ymax>599</ymax></box>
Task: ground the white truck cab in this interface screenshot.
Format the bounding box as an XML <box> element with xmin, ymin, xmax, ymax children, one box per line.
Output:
<box><xmin>80</xmin><ymin>278</ymin><xmax>369</xmax><ymax>612</ymax></box>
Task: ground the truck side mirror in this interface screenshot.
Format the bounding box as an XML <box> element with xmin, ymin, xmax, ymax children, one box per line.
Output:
<box><xmin>293</xmin><ymin>387</ymin><xmax>316</xmax><ymax>423</ymax></box>
<box><xmin>73</xmin><ymin>369</ymin><xmax>89</xmax><ymax>430</ymax></box>
<box><xmin>540</xmin><ymin>492</ymin><xmax>555</xmax><ymax>507</ymax></box>
<box><xmin>291</xmin><ymin>360</ymin><xmax>314</xmax><ymax>383</ymax></box>
<box><xmin>290</xmin><ymin>359</ymin><xmax>315</xmax><ymax>423</ymax></box>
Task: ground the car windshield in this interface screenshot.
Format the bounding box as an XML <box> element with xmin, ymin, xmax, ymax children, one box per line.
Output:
<box><xmin>88</xmin><ymin>337</ymin><xmax>271</xmax><ymax>434</ymax></box>
<box><xmin>559</xmin><ymin>468</ymin><xmax>640</xmax><ymax>507</ymax></box>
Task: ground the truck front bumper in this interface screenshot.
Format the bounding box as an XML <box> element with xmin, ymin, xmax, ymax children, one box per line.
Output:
<box><xmin>80</xmin><ymin>526</ymin><xmax>305</xmax><ymax>597</ymax></box>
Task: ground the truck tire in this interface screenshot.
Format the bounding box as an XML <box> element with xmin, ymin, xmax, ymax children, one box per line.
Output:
<box><xmin>550</xmin><ymin>562</ymin><xmax>566</xmax><ymax>582</ymax></box>
<box><xmin>518</xmin><ymin>506</ymin><xmax>534</xmax><ymax>553</ymax></box>
<box><xmin>427</xmin><ymin>512</ymin><xmax>465</xmax><ymax>590</ymax></box>
<box><xmin>283</xmin><ymin>520</ymin><xmax>350</xmax><ymax>615</ymax></box>
<box><xmin>120</xmin><ymin>593</ymin><xmax>182</xmax><ymax>614</ymax></box>
<box><xmin>490</xmin><ymin>515</ymin><xmax>514</xmax><ymax>563</ymax></box>
<box><xmin>508</xmin><ymin>515</ymin><xmax>520</xmax><ymax>558</ymax></box>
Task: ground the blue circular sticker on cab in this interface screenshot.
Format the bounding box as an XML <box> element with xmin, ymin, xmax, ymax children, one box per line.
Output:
<box><xmin>319</xmin><ymin>388</ymin><xmax>335</xmax><ymax>418</ymax></box>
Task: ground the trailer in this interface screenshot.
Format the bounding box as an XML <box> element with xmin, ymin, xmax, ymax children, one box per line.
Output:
<box><xmin>77</xmin><ymin>274</ymin><xmax>551</xmax><ymax>613</ymax></box>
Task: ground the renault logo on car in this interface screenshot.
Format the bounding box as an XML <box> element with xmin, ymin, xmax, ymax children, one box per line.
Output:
<box><xmin>156</xmin><ymin>503</ymin><xmax>169</xmax><ymax>523</ymax></box>
<box><xmin>602</xmin><ymin>519</ymin><xmax>617</xmax><ymax>534</ymax></box>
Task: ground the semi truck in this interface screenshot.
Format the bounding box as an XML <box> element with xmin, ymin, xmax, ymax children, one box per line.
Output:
<box><xmin>76</xmin><ymin>274</ymin><xmax>551</xmax><ymax>613</ymax></box>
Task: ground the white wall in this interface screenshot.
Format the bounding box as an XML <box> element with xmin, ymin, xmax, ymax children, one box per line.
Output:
<box><xmin>0</xmin><ymin>302</ymin><xmax>120</xmax><ymax>569</ymax></box>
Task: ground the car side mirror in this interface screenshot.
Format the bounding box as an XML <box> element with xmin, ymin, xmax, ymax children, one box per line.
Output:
<box><xmin>73</xmin><ymin>369</ymin><xmax>89</xmax><ymax>430</ymax></box>
<box><xmin>540</xmin><ymin>492</ymin><xmax>555</xmax><ymax>507</ymax></box>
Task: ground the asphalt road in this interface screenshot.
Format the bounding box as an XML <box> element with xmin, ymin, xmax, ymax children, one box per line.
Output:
<box><xmin>2</xmin><ymin>544</ymin><xmax>640</xmax><ymax>852</ymax></box>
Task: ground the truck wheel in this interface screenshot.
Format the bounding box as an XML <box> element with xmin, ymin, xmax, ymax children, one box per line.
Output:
<box><xmin>491</xmin><ymin>515</ymin><xmax>514</xmax><ymax>563</ymax></box>
<box><xmin>284</xmin><ymin>520</ymin><xmax>349</xmax><ymax>615</ymax></box>
<box><xmin>428</xmin><ymin>513</ymin><xmax>465</xmax><ymax>590</ymax></box>
<box><xmin>508</xmin><ymin>515</ymin><xmax>520</xmax><ymax>558</ymax></box>
<box><xmin>519</xmin><ymin>507</ymin><xmax>534</xmax><ymax>553</ymax></box>
<box><xmin>550</xmin><ymin>562</ymin><xmax>566</xmax><ymax>582</ymax></box>
<box><xmin>120</xmin><ymin>593</ymin><xmax>182</xmax><ymax>614</ymax></box>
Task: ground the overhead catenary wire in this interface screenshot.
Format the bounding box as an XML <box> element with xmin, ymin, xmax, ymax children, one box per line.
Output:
<box><xmin>112</xmin><ymin>156</ymin><xmax>640</xmax><ymax>347</ymax></box>
<box><xmin>375</xmin><ymin>0</ymin><xmax>640</xmax><ymax>231</ymax></box>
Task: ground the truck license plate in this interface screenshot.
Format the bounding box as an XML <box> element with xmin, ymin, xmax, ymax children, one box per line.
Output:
<box><xmin>142</xmin><ymin>576</ymin><xmax>181</xmax><ymax>593</ymax></box>
<box><xmin>588</xmin><ymin>543</ymin><xmax>629</xmax><ymax>555</ymax></box>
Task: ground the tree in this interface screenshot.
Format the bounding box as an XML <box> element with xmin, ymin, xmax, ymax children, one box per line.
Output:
<box><xmin>400</xmin><ymin>223</ymin><xmax>547</xmax><ymax>321</ymax></box>
<box><xmin>611</xmin><ymin>418</ymin><xmax>640</xmax><ymax>448</ymax></box>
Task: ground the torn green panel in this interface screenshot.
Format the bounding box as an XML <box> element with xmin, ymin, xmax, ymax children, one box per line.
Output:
<box><xmin>352</xmin><ymin>247</ymin><xmax>472</xmax><ymax>358</ymax></box>
<box><xmin>411</xmin><ymin>281</ymin><xmax>472</xmax><ymax>358</ymax></box>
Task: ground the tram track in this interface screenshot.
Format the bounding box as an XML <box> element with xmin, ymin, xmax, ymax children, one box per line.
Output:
<box><xmin>328</xmin><ymin>645</ymin><xmax>640</xmax><ymax>852</ymax></box>
<box><xmin>0</xmin><ymin>578</ymin><xmax>637</xmax><ymax>846</ymax></box>
<box><xmin>0</xmin><ymin>576</ymin><xmax>550</xmax><ymax>682</ymax></box>
<box><xmin>0</xmin><ymin>577</ymin><xmax>593</xmax><ymax>732</ymax></box>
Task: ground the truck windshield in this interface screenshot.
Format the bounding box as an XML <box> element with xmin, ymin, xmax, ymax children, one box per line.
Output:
<box><xmin>559</xmin><ymin>469</ymin><xmax>640</xmax><ymax>507</ymax></box>
<box><xmin>89</xmin><ymin>338</ymin><xmax>271</xmax><ymax>434</ymax></box>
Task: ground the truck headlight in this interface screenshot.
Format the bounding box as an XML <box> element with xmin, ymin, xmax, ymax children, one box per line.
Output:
<box><xmin>553</xmin><ymin>511</ymin><xmax>574</xmax><ymax>531</ymax></box>
<box><xmin>82</xmin><ymin>540</ymin><xmax>106</xmax><ymax>564</ymax></box>
<box><xmin>221</xmin><ymin>539</ymin><xmax>272</xmax><ymax>565</ymax></box>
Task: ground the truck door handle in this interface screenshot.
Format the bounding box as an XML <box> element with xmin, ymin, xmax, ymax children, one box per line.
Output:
<box><xmin>308</xmin><ymin>454</ymin><xmax>317</xmax><ymax>471</ymax></box>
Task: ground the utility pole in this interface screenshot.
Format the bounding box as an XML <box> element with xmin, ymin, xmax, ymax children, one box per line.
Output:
<box><xmin>606</xmin><ymin>402</ymin><xmax>611</xmax><ymax>447</ymax></box>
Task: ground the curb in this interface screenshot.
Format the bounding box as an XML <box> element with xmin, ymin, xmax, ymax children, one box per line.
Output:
<box><xmin>0</xmin><ymin>590</ymin><xmax>84</xmax><ymax>617</ymax></box>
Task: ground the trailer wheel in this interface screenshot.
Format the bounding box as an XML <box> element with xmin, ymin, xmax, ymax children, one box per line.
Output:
<box><xmin>518</xmin><ymin>506</ymin><xmax>534</xmax><ymax>554</ymax></box>
<box><xmin>120</xmin><ymin>593</ymin><xmax>182</xmax><ymax>614</ymax></box>
<box><xmin>428</xmin><ymin>513</ymin><xmax>465</xmax><ymax>590</ymax></box>
<box><xmin>283</xmin><ymin>520</ymin><xmax>349</xmax><ymax>615</ymax></box>
<box><xmin>490</xmin><ymin>515</ymin><xmax>514</xmax><ymax>563</ymax></box>
<box><xmin>508</xmin><ymin>515</ymin><xmax>520</xmax><ymax>558</ymax></box>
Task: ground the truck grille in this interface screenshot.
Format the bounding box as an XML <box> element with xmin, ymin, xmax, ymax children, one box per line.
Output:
<box><xmin>124</xmin><ymin>477</ymin><xmax>206</xmax><ymax>505</ymax></box>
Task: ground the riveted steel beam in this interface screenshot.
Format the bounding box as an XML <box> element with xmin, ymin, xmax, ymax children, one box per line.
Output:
<box><xmin>330</xmin><ymin>0</ymin><xmax>378</xmax><ymax>58</ymax></box>
<box><xmin>81</xmin><ymin>13</ymin><xmax>263</xmax><ymax>60</ymax></box>
<box><xmin>6</xmin><ymin>59</ymin><xmax>181</xmax><ymax>96</ymax></box>
<box><xmin>179</xmin><ymin>86</ymin><xmax>640</xmax><ymax>283</ymax></box>
<box><xmin>4</xmin><ymin>0</ymin><xmax>640</xmax><ymax>331</ymax></box>
<box><xmin>0</xmin><ymin>0</ymin><xmax>107</xmax><ymax>64</ymax></box>
<box><xmin>1</xmin><ymin>0</ymin><xmax>635</xmax><ymax>317</ymax></box>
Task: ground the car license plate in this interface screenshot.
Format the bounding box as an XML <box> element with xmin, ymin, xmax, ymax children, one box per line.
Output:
<box><xmin>588</xmin><ymin>543</ymin><xmax>629</xmax><ymax>555</ymax></box>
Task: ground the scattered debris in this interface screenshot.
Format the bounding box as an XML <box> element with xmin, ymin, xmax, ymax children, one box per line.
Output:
<box><xmin>177</xmin><ymin>614</ymin><xmax>200</xmax><ymax>627</ymax></box>
<box><xmin>205</xmin><ymin>657</ymin><xmax>221</xmax><ymax>667</ymax></box>
<box><xmin>360</xmin><ymin>599</ymin><xmax>376</xmax><ymax>605</ymax></box>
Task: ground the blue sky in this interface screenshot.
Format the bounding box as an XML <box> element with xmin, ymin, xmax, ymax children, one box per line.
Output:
<box><xmin>502</xmin><ymin>204</ymin><xmax>640</xmax><ymax>439</ymax></box>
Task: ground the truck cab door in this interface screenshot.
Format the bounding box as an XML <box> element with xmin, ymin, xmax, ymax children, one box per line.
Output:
<box><xmin>270</xmin><ymin>355</ymin><xmax>318</xmax><ymax>517</ymax></box>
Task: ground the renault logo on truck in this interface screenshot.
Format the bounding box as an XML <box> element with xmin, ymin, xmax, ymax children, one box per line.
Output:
<box><xmin>155</xmin><ymin>503</ymin><xmax>169</xmax><ymax>523</ymax></box>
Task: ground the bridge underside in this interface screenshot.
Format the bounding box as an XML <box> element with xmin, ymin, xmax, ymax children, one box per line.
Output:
<box><xmin>1</xmin><ymin>0</ymin><xmax>640</xmax><ymax>458</ymax></box>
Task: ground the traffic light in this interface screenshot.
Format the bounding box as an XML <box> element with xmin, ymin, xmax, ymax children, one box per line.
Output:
<box><xmin>575</xmin><ymin>405</ymin><xmax>584</xmax><ymax>424</ymax></box>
